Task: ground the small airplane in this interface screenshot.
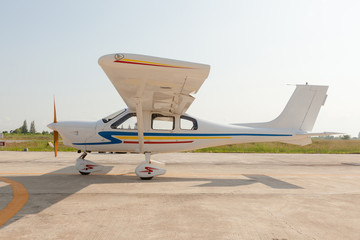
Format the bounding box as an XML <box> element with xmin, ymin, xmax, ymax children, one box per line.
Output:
<box><xmin>48</xmin><ymin>53</ymin><xmax>332</xmax><ymax>180</ymax></box>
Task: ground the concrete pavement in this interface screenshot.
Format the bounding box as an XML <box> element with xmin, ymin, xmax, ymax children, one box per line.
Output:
<box><xmin>0</xmin><ymin>151</ymin><xmax>359</xmax><ymax>239</ymax></box>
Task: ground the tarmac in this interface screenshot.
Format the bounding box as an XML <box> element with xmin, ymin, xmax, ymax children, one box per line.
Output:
<box><xmin>0</xmin><ymin>151</ymin><xmax>359</xmax><ymax>240</ymax></box>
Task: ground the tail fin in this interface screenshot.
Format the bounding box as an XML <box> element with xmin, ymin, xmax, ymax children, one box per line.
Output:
<box><xmin>238</xmin><ymin>85</ymin><xmax>328</xmax><ymax>131</ymax></box>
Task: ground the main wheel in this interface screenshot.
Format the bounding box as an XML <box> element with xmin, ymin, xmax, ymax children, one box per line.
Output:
<box><xmin>140</xmin><ymin>177</ymin><xmax>153</xmax><ymax>180</ymax></box>
<box><xmin>79</xmin><ymin>171</ymin><xmax>90</xmax><ymax>175</ymax></box>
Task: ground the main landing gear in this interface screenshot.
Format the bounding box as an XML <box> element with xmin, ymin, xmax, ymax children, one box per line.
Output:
<box><xmin>75</xmin><ymin>152</ymin><xmax>166</xmax><ymax>180</ymax></box>
<box><xmin>135</xmin><ymin>153</ymin><xmax>166</xmax><ymax>180</ymax></box>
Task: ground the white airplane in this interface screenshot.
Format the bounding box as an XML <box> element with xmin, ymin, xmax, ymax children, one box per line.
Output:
<box><xmin>48</xmin><ymin>53</ymin><xmax>332</xmax><ymax>180</ymax></box>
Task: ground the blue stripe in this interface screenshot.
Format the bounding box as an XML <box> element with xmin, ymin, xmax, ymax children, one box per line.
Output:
<box><xmin>72</xmin><ymin>131</ymin><xmax>292</xmax><ymax>146</ymax></box>
<box><xmin>73</xmin><ymin>131</ymin><xmax>123</xmax><ymax>145</ymax></box>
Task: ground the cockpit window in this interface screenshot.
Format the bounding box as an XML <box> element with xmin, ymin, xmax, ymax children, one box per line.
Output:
<box><xmin>111</xmin><ymin>113</ymin><xmax>137</xmax><ymax>130</ymax></box>
<box><xmin>152</xmin><ymin>114</ymin><xmax>174</xmax><ymax>130</ymax></box>
<box><xmin>102</xmin><ymin>109</ymin><xmax>126</xmax><ymax>123</ymax></box>
<box><xmin>180</xmin><ymin>115</ymin><xmax>198</xmax><ymax>130</ymax></box>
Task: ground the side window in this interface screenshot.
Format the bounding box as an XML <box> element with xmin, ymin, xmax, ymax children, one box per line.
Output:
<box><xmin>152</xmin><ymin>114</ymin><xmax>174</xmax><ymax>130</ymax></box>
<box><xmin>180</xmin><ymin>116</ymin><xmax>198</xmax><ymax>130</ymax></box>
<box><xmin>111</xmin><ymin>113</ymin><xmax>137</xmax><ymax>130</ymax></box>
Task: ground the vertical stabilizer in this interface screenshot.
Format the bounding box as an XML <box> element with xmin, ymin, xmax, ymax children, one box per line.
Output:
<box><xmin>238</xmin><ymin>85</ymin><xmax>328</xmax><ymax>131</ymax></box>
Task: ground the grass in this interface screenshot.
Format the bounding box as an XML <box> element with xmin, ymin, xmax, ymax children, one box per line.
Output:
<box><xmin>1</xmin><ymin>133</ymin><xmax>77</xmax><ymax>152</ymax></box>
<box><xmin>1</xmin><ymin>133</ymin><xmax>360</xmax><ymax>154</ymax></box>
<box><xmin>3</xmin><ymin>133</ymin><xmax>53</xmax><ymax>140</ymax></box>
<box><xmin>1</xmin><ymin>140</ymin><xmax>77</xmax><ymax>152</ymax></box>
<box><xmin>193</xmin><ymin>139</ymin><xmax>360</xmax><ymax>154</ymax></box>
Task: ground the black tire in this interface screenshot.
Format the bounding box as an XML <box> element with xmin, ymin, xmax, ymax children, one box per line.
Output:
<box><xmin>79</xmin><ymin>171</ymin><xmax>90</xmax><ymax>175</ymax></box>
<box><xmin>140</xmin><ymin>177</ymin><xmax>153</xmax><ymax>180</ymax></box>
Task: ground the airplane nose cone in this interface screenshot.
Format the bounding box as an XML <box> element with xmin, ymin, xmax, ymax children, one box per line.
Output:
<box><xmin>47</xmin><ymin>122</ymin><xmax>57</xmax><ymax>131</ymax></box>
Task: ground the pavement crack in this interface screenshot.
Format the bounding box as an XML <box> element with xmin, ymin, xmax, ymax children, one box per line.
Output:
<box><xmin>265</xmin><ymin>208</ymin><xmax>318</xmax><ymax>240</ymax></box>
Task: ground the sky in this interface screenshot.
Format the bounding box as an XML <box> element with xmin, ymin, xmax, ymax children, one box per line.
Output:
<box><xmin>0</xmin><ymin>0</ymin><xmax>359</xmax><ymax>137</ymax></box>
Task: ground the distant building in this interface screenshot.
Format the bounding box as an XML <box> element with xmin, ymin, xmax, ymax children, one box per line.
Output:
<box><xmin>358</xmin><ymin>132</ymin><xmax>360</xmax><ymax>139</ymax></box>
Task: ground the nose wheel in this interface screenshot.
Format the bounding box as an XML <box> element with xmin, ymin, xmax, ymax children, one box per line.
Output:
<box><xmin>135</xmin><ymin>153</ymin><xmax>166</xmax><ymax>180</ymax></box>
<box><xmin>76</xmin><ymin>152</ymin><xmax>103</xmax><ymax>175</ymax></box>
<box><xmin>140</xmin><ymin>176</ymin><xmax>153</xmax><ymax>180</ymax></box>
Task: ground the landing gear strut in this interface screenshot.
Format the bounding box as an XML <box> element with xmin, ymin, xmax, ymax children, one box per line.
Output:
<box><xmin>75</xmin><ymin>152</ymin><xmax>103</xmax><ymax>175</ymax></box>
<box><xmin>135</xmin><ymin>153</ymin><xmax>166</xmax><ymax>180</ymax></box>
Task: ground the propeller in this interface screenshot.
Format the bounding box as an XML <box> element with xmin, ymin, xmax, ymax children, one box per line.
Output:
<box><xmin>53</xmin><ymin>96</ymin><xmax>59</xmax><ymax>157</ymax></box>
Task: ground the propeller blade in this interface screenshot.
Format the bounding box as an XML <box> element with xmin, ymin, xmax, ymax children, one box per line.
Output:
<box><xmin>53</xmin><ymin>96</ymin><xmax>58</xmax><ymax>157</ymax></box>
<box><xmin>53</xmin><ymin>96</ymin><xmax>57</xmax><ymax>123</ymax></box>
<box><xmin>54</xmin><ymin>130</ymin><xmax>59</xmax><ymax>157</ymax></box>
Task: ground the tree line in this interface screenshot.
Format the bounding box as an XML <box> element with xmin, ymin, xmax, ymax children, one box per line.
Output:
<box><xmin>4</xmin><ymin>120</ymin><xmax>51</xmax><ymax>134</ymax></box>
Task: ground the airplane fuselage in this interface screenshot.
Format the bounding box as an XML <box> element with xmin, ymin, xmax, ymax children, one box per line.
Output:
<box><xmin>48</xmin><ymin>108</ymin><xmax>306</xmax><ymax>154</ymax></box>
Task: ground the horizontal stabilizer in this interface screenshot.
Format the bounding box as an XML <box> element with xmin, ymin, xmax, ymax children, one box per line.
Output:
<box><xmin>299</xmin><ymin>132</ymin><xmax>343</xmax><ymax>136</ymax></box>
<box><xmin>281</xmin><ymin>132</ymin><xmax>343</xmax><ymax>146</ymax></box>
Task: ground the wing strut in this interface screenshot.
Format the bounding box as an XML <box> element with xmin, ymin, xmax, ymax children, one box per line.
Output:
<box><xmin>135</xmin><ymin>98</ymin><xmax>145</xmax><ymax>153</ymax></box>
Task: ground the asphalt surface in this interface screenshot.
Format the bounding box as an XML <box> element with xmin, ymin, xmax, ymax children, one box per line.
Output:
<box><xmin>0</xmin><ymin>151</ymin><xmax>359</xmax><ymax>240</ymax></box>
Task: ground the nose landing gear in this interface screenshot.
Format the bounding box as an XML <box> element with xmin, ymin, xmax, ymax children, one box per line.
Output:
<box><xmin>76</xmin><ymin>152</ymin><xmax>103</xmax><ymax>175</ymax></box>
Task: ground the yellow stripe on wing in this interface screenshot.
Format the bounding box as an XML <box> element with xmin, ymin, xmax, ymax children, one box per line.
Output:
<box><xmin>122</xmin><ymin>58</ymin><xmax>191</xmax><ymax>69</ymax></box>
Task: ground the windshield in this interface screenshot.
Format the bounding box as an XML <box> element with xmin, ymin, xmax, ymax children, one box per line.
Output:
<box><xmin>102</xmin><ymin>109</ymin><xmax>126</xmax><ymax>123</ymax></box>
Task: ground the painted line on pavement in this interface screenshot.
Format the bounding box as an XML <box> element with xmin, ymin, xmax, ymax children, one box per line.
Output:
<box><xmin>0</xmin><ymin>177</ymin><xmax>29</xmax><ymax>226</ymax></box>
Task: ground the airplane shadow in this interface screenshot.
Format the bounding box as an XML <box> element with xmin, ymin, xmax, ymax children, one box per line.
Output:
<box><xmin>156</xmin><ymin>175</ymin><xmax>302</xmax><ymax>189</ymax></box>
<box><xmin>1</xmin><ymin>165</ymin><xmax>302</xmax><ymax>228</ymax></box>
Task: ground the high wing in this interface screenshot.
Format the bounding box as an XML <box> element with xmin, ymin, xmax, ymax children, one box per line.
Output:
<box><xmin>98</xmin><ymin>53</ymin><xmax>210</xmax><ymax>115</ymax></box>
